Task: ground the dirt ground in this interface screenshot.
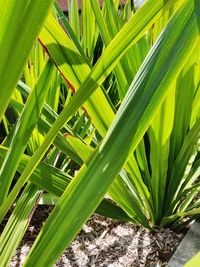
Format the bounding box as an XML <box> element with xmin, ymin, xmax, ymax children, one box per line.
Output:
<box><xmin>0</xmin><ymin>205</ymin><xmax>186</xmax><ymax>267</ymax></box>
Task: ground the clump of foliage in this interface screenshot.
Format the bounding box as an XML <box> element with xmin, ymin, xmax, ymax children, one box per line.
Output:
<box><xmin>0</xmin><ymin>0</ymin><xmax>200</xmax><ymax>266</ymax></box>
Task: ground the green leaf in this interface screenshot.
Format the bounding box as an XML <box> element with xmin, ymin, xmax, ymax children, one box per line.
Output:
<box><xmin>0</xmin><ymin>145</ymin><xmax>130</xmax><ymax>223</ymax></box>
<box><xmin>82</xmin><ymin>0</ymin><xmax>98</xmax><ymax>59</ymax></box>
<box><xmin>0</xmin><ymin>0</ymin><xmax>54</xmax><ymax>121</ymax></box>
<box><xmin>149</xmin><ymin>84</ymin><xmax>176</xmax><ymax>222</ymax></box>
<box><xmin>184</xmin><ymin>252</ymin><xmax>200</xmax><ymax>267</ymax></box>
<box><xmin>0</xmin><ymin>183</ymin><xmax>40</xmax><ymax>266</ymax></box>
<box><xmin>0</xmin><ymin>60</ymin><xmax>54</xmax><ymax>205</ymax></box>
<box><xmin>165</xmin><ymin>119</ymin><xmax>200</xmax><ymax>212</ymax></box>
<box><xmin>40</xmin><ymin>14</ymin><xmax>115</xmax><ymax>137</ymax></box>
<box><xmin>169</xmin><ymin>51</ymin><xmax>200</xmax><ymax>171</ymax></box>
<box><xmin>66</xmin><ymin>135</ymin><xmax>151</xmax><ymax>226</ymax></box>
<box><xmin>67</xmin><ymin>0</ymin><xmax>80</xmax><ymax>41</ymax></box>
<box><xmin>90</xmin><ymin>0</ymin><xmax>130</xmax><ymax>99</ymax></box>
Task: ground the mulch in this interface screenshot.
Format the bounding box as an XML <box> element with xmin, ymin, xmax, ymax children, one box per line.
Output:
<box><xmin>0</xmin><ymin>205</ymin><xmax>186</xmax><ymax>267</ymax></box>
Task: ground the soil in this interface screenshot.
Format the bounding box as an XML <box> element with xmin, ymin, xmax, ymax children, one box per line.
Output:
<box><xmin>1</xmin><ymin>205</ymin><xmax>186</xmax><ymax>267</ymax></box>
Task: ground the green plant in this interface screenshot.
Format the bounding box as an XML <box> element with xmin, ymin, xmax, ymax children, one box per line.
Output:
<box><xmin>0</xmin><ymin>0</ymin><xmax>200</xmax><ymax>266</ymax></box>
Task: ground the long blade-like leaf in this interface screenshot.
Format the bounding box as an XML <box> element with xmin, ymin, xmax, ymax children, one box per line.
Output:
<box><xmin>0</xmin><ymin>60</ymin><xmax>53</xmax><ymax>205</ymax></box>
<box><xmin>0</xmin><ymin>146</ymin><xmax>130</xmax><ymax>223</ymax></box>
<box><xmin>0</xmin><ymin>0</ymin><xmax>54</xmax><ymax>121</ymax></box>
